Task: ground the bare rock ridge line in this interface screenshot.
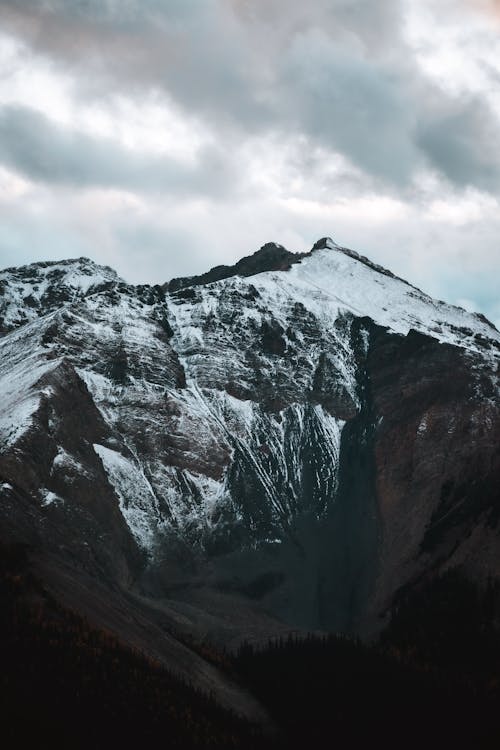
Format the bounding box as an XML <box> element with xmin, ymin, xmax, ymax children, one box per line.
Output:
<box><xmin>0</xmin><ymin>236</ymin><xmax>498</xmax><ymax>709</ymax></box>
<box><xmin>165</xmin><ymin>236</ymin><xmax>411</xmax><ymax>294</ymax></box>
<box><xmin>165</xmin><ymin>241</ymin><xmax>307</xmax><ymax>292</ymax></box>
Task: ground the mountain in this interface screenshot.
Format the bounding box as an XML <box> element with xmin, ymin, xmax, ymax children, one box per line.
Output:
<box><xmin>0</xmin><ymin>238</ymin><xmax>498</xmax><ymax>673</ymax></box>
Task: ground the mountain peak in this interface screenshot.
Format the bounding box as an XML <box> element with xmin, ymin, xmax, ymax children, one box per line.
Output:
<box><xmin>0</xmin><ymin>241</ymin><xmax>499</xmax><ymax>640</ymax></box>
<box><xmin>238</xmin><ymin>241</ymin><xmax>303</xmax><ymax>272</ymax></box>
<box><xmin>309</xmin><ymin>237</ymin><xmax>407</xmax><ymax>286</ymax></box>
<box><xmin>166</xmin><ymin>242</ymin><xmax>305</xmax><ymax>292</ymax></box>
<box><xmin>166</xmin><ymin>236</ymin><xmax>410</xmax><ymax>295</ymax></box>
<box><xmin>311</xmin><ymin>237</ymin><xmax>340</xmax><ymax>252</ymax></box>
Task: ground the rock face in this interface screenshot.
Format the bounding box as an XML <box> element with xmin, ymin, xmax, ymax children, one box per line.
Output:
<box><xmin>166</xmin><ymin>241</ymin><xmax>305</xmax><ymax>292</ymax></box>
<box><xmin>0</xmin><ymin>239</ymin><xmax>499</xmax><ymax>647</ymax></box>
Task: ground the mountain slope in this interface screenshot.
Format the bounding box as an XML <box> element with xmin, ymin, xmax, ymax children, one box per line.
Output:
<box><xmin>0</xmin><ymin>239</ymin><xmax>498</xmax><ymax>651</ymax></box>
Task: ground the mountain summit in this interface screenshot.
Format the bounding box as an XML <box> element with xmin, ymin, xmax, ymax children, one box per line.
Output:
<box><xmin>0</xmin><ymin>239</ymin><xmax>498</xmax><ymax>656</ymax></box>
<box><xmin>166</xmin><ymin>241</ymin><xmax>305</xmax><ymax>292</ymax></box>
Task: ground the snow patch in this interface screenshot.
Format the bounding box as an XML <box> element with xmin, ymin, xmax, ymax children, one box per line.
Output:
<box><xmin>0</xmin><ymin>321</ymin><xmax>62</xmax><ymax>448</ymax></box>
<box><xmin>417</xmin><ymin>414</ymin><xmax>428</xmax><ymax>436</ymax></box>
<box><xmin>52</xmin><ymin>448</ymin><xmax>89</xmax><ymax>479</ymax></box>
<box><xmin>93</xmin><ymin>443</ymin><xmax>164</xmax><ymax>552</ymax></box>
<box><xmin>40</xmin><ymin>489</ymin><xmax>64</xmax><ymax>507</ymax></box>
<box><xmin>0</xmin><ymin>258</ymin><xmax>121</xmax><ymax>333</ymax></box>
<box><xmin>284</xmin><ymin>247</ymin><xmax>499</xmax><ymax>354</ymax></box>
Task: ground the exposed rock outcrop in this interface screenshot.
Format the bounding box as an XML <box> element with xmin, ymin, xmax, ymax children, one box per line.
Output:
<box><xmin>0</xmin><ymin>238</ymin><xmax>498</xmax><ymax>660</ymax></box>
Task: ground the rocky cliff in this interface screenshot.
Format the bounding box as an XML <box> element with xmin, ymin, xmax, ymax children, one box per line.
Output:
<box><xmin>0</xmin><ymin>238</ymin><xmax>498</xmax><ymax>655</ymax></box>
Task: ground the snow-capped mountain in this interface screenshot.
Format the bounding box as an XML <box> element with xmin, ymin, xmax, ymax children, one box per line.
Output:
<box><xmin>0</xmin><ymin>238</ymin><xmax>499</xmax><ymax>644</ymax></box>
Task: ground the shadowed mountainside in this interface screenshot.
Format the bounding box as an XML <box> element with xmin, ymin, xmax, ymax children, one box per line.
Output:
<box><xmin>0</xmin><ymin>238</ymin><xmax>498</xmax><ymax>707</ymax></box>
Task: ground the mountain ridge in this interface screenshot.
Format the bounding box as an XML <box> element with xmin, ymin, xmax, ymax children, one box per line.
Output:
<box><xmin>2</xmin><ymin>238</ymin><xmax>498</xmax><ymax>344</ymax></box>
<box><xmin>0</xmin><ymin>237</ymin><xmax>498</xmax><ymax>678</ymax></box>
<box><xmin>166</xmin><ymin>241</ymin><xmax>306</xmax><ymax>293</ymax></box>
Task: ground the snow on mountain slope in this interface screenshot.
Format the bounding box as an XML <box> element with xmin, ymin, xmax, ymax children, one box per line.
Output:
<box><xmin>93</xmin><ymin>442</ymin><xmax>167</xmax><ymax>550</ymax></box>
<box><xmin>288</xmin><ymin>239</ymin><xmax>498</xmax><ymax>353</ymax></box>
<box><xmin>165</xmin><ymin>238</ymin><xmax>498</xmax><ymax>425</ymax></box>
<box><xmin>0</xmin><ymin>257</ymin><xmax>120</xmax><ymax>333</ymax></box>
<box><xmin>0</xmin><ymin>240</ymin><xmax>498</xmax><ymax>577</ymax></box>
<box><xmin>0</xmin><ymin>314</ymin><xmax>63</xmax><ymax>447</ymax></box>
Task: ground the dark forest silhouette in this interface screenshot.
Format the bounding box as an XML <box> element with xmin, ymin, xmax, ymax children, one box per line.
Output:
<box><xmin>2</xmin><ymin>543</ymin><xmax>500</xmax><ymax>749</ymax></box>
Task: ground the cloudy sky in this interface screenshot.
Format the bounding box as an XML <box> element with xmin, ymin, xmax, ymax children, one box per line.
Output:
<box><xmin>0</xmin><ymin>0</ymin><xmax>499</xmax><ymax>326</ymax></box>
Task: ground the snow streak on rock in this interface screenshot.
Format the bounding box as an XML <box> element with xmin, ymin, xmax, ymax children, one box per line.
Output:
<box><xmin>93</xmin><ymin>443</ymin><xmax>164</xmax><ymax>552</ymax></box>
<box><xmin>0</xmin><ymin>315</ymin><xmax>62</xmax><ymax>448</ymax></box>
<box><xmin>0</xmin><ymin>239</ymin><xmax>498</xmax><ymax>557</ymax></box>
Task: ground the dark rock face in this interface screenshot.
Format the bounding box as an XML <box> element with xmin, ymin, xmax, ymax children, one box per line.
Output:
<box><xmin>0</xmin><ymin>240</ymin><xmax>498</xmax><ymax>663</ymax></box>
<box><xmin>166</xmin><ymin>242</ymin><xmax>305</xmax><ymax>292</ymax></box>
<box><xmin>366</xmin><ymin>328</ymin><xmax>500</xmax><ymax>629</ymax></box>
<box><xmin>0</xmin><ymin>359</ymin><xmax>141</xmax><ymax>585</ymax></box>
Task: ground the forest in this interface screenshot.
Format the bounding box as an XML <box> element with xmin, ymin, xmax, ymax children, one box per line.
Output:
<box><xmin>2</xmin><ymin>542</ymin><xmax>500</xmax><ymax>749</ymax></box>
<box><xmin>0</xmin><ymin>543</ymin><xmax>265</xmax><ymax>749</ymax></box>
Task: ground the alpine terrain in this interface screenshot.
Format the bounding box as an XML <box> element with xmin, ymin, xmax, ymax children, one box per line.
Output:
<box><xmin>1</xmin><ymin>237</ymin><xmax>499</xmax><ymax>740</ymax></box>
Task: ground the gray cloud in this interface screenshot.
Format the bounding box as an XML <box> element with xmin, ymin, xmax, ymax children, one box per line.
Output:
<box><xmin>2</xmin><ymin>0</ymin><xmax>500</xmax><ymax>191</ymax></box>
<box><xmin>0</xmin><ymin>104</ymin><xmax>237</xmax><ymax>195</ymax></box>
<box><xmin>417</xmin><ymin>98</ymin><xmax>500</xmax><ymax>191</ymax></box>
<box><xmin>279</xmin><ymin>29</ymin><xmax>418</xmax><ymax>184</ymax></box>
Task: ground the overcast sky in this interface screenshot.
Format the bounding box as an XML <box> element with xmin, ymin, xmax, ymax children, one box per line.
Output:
<box><xmin>0</xmin><ymin>0</ymin><xmax>499</xmax><ymax>327</ymax></box>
